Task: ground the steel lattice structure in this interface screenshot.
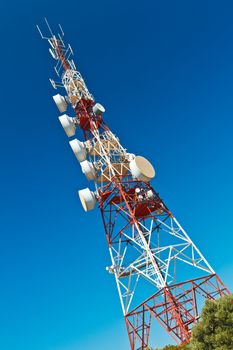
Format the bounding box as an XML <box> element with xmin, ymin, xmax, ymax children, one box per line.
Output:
<box><xmin>37</xmin><ymin>20</ymin><xmax>231</xmax><ymax>349</ymax></box>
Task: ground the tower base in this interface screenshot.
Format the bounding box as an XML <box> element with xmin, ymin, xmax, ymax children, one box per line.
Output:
<box><xmin>125</xmin><ymin>274</ymin><xmax>230</xmax><ymax>350</ymax></box>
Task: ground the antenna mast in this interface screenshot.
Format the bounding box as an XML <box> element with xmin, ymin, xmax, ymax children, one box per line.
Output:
<box><xmin>37</xmin><ymin>20</ymin><xmax>231</xmax><ymax>349</ymax></box>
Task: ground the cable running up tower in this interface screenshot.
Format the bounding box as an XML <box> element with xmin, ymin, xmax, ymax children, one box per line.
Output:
<box><xmin>37</xmin><ymin>20</ymin><xmax>230</xmax><ymax>349</ymax></box>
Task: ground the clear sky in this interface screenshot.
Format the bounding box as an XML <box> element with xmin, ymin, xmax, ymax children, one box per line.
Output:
<box><xmin>0</xmin><ymin>0</ymin><xmax>232</xmax><ymax>349</ymax></box>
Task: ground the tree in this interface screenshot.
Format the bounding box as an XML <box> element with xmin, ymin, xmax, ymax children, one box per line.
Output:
<box><xmin>191</xmin><ymin>294</ymin><xmax>233</xmax><ymax>350</ymax></box>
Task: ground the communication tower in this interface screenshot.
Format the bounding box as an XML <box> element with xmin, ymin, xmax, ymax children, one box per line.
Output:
<box><xmin>37</xmin><ymin>20</ymin><xmax>230</xmax><ymax>349</ymax></box>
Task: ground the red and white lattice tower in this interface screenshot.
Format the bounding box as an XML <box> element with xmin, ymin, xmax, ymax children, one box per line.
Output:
<box><xmin>37</xmin><ymin>21</ymin><xmax>231</xmax><ymax>349</ymax></box>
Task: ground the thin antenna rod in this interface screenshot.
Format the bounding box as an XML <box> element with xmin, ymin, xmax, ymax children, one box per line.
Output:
<box><xmin>68</xmin><ymin>44</ymin><xmax>74</xmax><ymax>56</ymax></box>
<box><xmin>58</xmin><ymin>33</ymin><xmax>65</xmax><ymax>46</ymax></box>
<box><xmin>36</xmin><ymin>25</ymin><xmax>44</xmax><ymax>39</ymax></box>
<box><xmin>44</xmin><ymin>17</ymin><xmax>54</xmax><ymax>37</ymax></box>
<box><xmin>59</xmin><ymin>24</ymin><xmax>64</xmax><ymax>37</ymax></box>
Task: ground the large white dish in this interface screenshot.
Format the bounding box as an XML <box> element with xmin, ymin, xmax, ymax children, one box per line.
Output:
<box><xmin>80</xmin><ymin>160</ymin><xmax>96</xmax><ymax>180</ymax></box>
<box><xmin>93</xmin><ymin>103</ymin><xmax>105</xmax><ymax>115</ymax></box>
<box><xmin>53</xmin><ymin>94</ymin><xmax>67</xmax><ymax>113</ymax></box>
<box><xmin>69</xmin><ymin>139</ymin><xmax>87</xmax><ymax>162</ymax></box>
<box><xmin>58</xmin><ymin>114</ymin><xmax>76</xmax><ymax>137</ymax></box>
<box><xmin>78</xmin><ymin>188</ymin><xmax>96</xmax><ymax>211</ymax></box>
<box><xmin>129</xmin><ymin>156</ymin><xmax>155</xmax><ymax>182</ymax></box>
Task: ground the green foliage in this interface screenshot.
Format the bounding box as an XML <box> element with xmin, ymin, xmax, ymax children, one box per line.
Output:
<box><xmin>191</xmin><ymin>294</ymin><xmax>233</xmax><ymax>350</ymax></box>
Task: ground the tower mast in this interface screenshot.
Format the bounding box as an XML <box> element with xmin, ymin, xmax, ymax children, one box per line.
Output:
<box><xmin>37</xmin><ymin>20</ymin><xmax>230</xmax><ymax>349</ymax></box>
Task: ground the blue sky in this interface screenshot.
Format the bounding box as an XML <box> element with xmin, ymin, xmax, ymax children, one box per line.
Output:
<box><xmin>0</xmin><ymin>0</ymin><xmax>233</xmax><ymax>349</ymax></box>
